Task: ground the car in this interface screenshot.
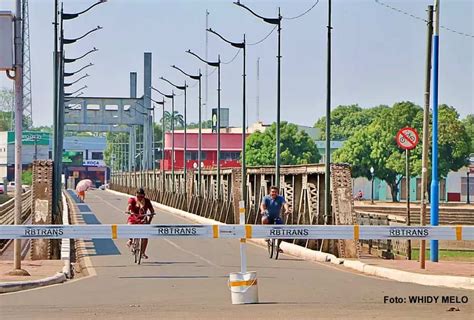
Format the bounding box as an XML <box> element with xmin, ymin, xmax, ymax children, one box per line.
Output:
<box><xmin>98</xmin><ymin>183</ymin><xmax>109</xmax><ymax>190</ymax></box>
<box><xmin>0</xmin><ymin>183</ymin><xmax>4</xmax><ymax>194</ymax></box>
<box><xmin>7</xmin><ymin>182</ymin><xmax>26</xmax><ymax>193</ymax></box>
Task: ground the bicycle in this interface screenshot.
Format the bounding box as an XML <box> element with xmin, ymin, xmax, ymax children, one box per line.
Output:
<box><xmin>265</xmin><ymin>211</ymin><xmax>291</xmax><ymax>260</ymax></box>
<box><xmin>125</xmin><ymin>211</ymin><xmax>154</xmax><ymax>265</ymax></box>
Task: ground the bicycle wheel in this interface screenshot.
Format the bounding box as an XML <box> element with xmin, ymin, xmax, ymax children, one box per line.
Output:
<box><xmin>274</xmin><ymin>239</ymin><xmax>280</xmax><ymax>260</ymax></box>
<box><xmin>267</xmin><ymin>239</ymin><xmax>274</xmax><ymax>258</ymax></box>
<box><xmin>133</xmin><ymin>239</ymin><xmax>140</xmax><ymax>264</ymax></box>
<box><xmin>137</xmin><ymin>239</ymin><xmax>142</xmax><ymax>265</ymax></box>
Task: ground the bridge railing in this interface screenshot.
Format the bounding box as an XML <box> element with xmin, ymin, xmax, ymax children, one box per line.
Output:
<box><xmin>0</xmin><ymin>190</ymin><xmax>33</xmax><ymax>253</ymax></box>
<box><xmin>110</xmin><ymin>163</ymin><xmax>361</xmax><ymax>258</ymax></box>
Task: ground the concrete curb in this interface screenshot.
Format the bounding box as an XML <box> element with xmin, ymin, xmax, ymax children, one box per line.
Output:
<box><xmin>106</xmin><ymin>189</ymin><xmax>474</xmax><ymax>291</ymax></box>
<box><xmin>0</xmin><ymin>272</ymin><xmax>67</xmax><ymax>294</ymax></box>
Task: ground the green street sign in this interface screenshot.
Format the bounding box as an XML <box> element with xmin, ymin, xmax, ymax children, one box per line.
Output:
<box><xmin>7</xmin><ymin>131</ymin><xmax>50</xmax><ymax>145</ymax></box>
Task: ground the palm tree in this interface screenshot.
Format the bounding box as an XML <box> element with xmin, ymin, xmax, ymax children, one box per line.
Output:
<box><xmin>161</xmin><ymin>111</ymin><xmax>184</xmax><ymax>130</ymax></box>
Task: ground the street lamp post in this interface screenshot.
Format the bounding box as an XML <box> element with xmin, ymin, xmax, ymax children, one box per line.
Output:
<box><xmin>186</xmin><ymin>50</ymin><xmax>221</xmax><ymax>200</ymax></box>
<box><xmin>207</xmin><ymin>28</ymin><xmax>247</xmax><ymax>209</ymax></box>
<box><xmin>234</xmin><ymin>0</ymin><xmax>281</xmax><ymax>189</ymax></box>
<box><xmin>467</xmin><ymin>171</ymin><xmax>471</xmax><ymax>204</ymax></box>
<box><xmin>151</xmin><ymin>86</ymin><xmax>176</xmax><ymax>191</ymax></box>
<box><xmin>53</xmin><ymin>0</ymin><xmax>105</xmax><ymax>217</ymax></box>
<box><xmin>370</xmin><ymin>166</ymin><xmax>375</xmax><ymax>205</ymax></box>
<box><xmin>208</xmin><ymin>27</ymin><xmax>248</xmax><ymax>273</ymax></box>
<box><xmin>172</xmin><ymin>65</ymin><xmax>203</xmax><ymax>196</ymax></box>
<box><xmin>161</xmin><ymin>77</ymin><xmax>187</xmax><ymax>207</ymax></box>
<box><xmin>152</xmin><ymin>98</ymin><xmax>166</xmax><ymax>191</ymax></box>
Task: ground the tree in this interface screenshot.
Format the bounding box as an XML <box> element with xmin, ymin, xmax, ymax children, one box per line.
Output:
<box><xmin>246</xmin><ymin>122</ymin><xmax>321</xmax><ymax>166</ymax></box>
<box><xmin>0</xmin><ymin>88</ymin><xmax>32</xmax><ymax>129</ymax></box>
<box><xmin>333</xmin><ymin>102</ymin><xmax>470</xmax><ymax>201</ymax></box>
<box><xmin>22</xmin><ymin>169</ymin><xmax>33</xmax><ymax>186</ymax></box>
<box><xmin>187</xmin><ymin>120</ymin><xmax>212</xmax><ymax>129</ymax></box>
<box><xmin>314</xmin><ymin>104</ymin><xmax>389</xmax><ymax>140</ymax></box>
<box><xmin>462</xmin><ymin>114</ymin><xmax>474</xmax><ymax>154</ymax></box>
<box><xmin>161</xmin><ymin>111</ymin><xmax>184</xmax><ymax>130</ymax></box>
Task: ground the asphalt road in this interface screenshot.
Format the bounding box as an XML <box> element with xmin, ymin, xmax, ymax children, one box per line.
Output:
<box><xmin>1</xmin><ymin>190</ymin><xmax>472</xmax><ymax>320</ymax></box>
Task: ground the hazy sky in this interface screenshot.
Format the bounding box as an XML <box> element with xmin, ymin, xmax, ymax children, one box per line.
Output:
<box><xmin>1</xmin><ymin>0</ymin><xmax>472</xmax><ymax>128</ymax></box>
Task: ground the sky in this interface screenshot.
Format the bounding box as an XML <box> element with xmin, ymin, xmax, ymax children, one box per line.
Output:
<box><xmin>0</xmin><ymin>0</ymin><xmax>473</xmax><ymax>128</ymax></box>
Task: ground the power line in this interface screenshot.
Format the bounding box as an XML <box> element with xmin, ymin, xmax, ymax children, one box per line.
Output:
<box><xmin>374</xmin><ymin>0</ymin><xmax>474</xmax><ymax>38</ymax></box>
<box><xmin>283</xmin><ymin>0</ymin><xmax>320</xmax><ymax>20</ymax></box>
<box><xmin>248</xmin><ymin>26</ymin><xmax>277</xmax><ymax>46</ymax></box>
<box><xmin>222</xmin><ymin>49</ymin><xmax>241</xmax><ymax>64</ymax></box>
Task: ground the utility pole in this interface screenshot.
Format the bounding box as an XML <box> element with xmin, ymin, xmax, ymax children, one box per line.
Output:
<box><xmin>420</xmin><ymin>5</ymin><xmax>433</xmax><ymax>270</ymax></box>
<box><xmin>8</xmin><ymin>0</ymin><xmax>29</xmax><ymax>276</ymax></box>
<box><xmin>324</xmin><ymin>0</ymin><xmax>332</xmax><ymax>226</ymax></box>
<box><xmin>256</xmin><ymin>57</ymin><xmax>260</xmax><ymax>122</ymax></box>
<box><xmin>430</xmin><ymin>0</ymin><xmax>440</xmax><ymax>263</ymax></box>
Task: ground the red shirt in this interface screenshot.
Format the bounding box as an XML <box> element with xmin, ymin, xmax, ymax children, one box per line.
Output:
<box><xmin>127</xmin><ymin>197</ymin><xmax>153</xmax><ymax>224</ymax></box>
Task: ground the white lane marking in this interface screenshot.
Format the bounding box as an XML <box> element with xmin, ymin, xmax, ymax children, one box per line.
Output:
<box><xmin>88</xmin><ymin>192</ymin><xmax>222</xmax><ymax>268</ymax></box>
<box><xmin>92</xmin><ymin>191</ymin><xmax>190</xmax><ymax>223</ymax></box>
<box><xmin>163</xmin><ymin>238</ymin><xmax>221</xmax><ymax>268</ymax></box>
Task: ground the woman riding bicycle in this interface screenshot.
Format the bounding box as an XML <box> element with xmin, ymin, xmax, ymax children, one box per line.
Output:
<box><xmin>126</xmin><ymin>188</ymin><xmax>155</xmax><ymax>259</ymax></box>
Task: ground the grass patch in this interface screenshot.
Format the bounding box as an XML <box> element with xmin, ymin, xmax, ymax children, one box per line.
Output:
<box><xmin>411</xmin><ymin>248</ymin><xmax>474</xmax><ymax>261</ymax></box>
<box><xmin>0</xmin><ymin>194</ymin><xmax>12</xmax><ymax>205</ymax></box>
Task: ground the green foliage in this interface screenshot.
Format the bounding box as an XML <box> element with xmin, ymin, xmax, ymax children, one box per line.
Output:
<box><xmin>0</xmin><ymin>88</ymin><xmax>33</xmax><ymax>129</ymax></box>
<box><xmin>314</xmin><ymin>104</ymin><xmax>389</xmax><ymax>140</ymax></box>
<box><xmin>187</xmin><ymin>120</ymin><xmax>213</xmax><ymax>129</ymax></box>
<box><xmin>161</xmin><ymin>111</ymin><xmax>184</xmax><ymax>130</ymax></box>
<box><xmin>333</xmin><ymin>102</ymin><xmax>470</xmax><ymax>201</ymax></box>
<box><xmin>462</xmin><ymin>114</ymin><xmax>474</xmax><ymax>154</ymax></box>
<box><xmin>21</xmin><ymin>169</ymin><xmax>32</xmax><ymax>186</ymax></box>
<box><xmin>246</xmin><ymin>122</ymin><xmax>321</xmax><ymax>166</ymax></box>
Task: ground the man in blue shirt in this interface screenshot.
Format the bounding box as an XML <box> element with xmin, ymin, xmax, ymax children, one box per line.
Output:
<box><xmin>260</xmin><ymin>186</ymin><xmax>290</xmax><ymax>225</ymax></box>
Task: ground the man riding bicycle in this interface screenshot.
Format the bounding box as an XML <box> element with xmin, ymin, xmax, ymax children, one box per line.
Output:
<box><xmin>126</xmin><ymin>188</ymin><xmax>155</xmax><ymax>259</ymax></box>
<box><xmin>260</xmin><ymin>186</ymin><xmax>290</xmax><ymax>225</ymax></box>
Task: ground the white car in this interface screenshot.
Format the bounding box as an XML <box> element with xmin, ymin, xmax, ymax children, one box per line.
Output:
<box><xmin>7</xmin><ymin>182</ymin><xmax>27</xmax><ymax>193</ymax></box>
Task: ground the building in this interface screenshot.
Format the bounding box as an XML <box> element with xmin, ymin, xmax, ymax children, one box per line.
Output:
<box><xmin>0</xmin><ymin>131</ymin><xmax>107</xmax><ymax>186</ymax></box>
<box><xmin>162</xmin><ymin>132</ymin><xmax>243</xmax><ymax>170</ymax></box>
<box><xmin>57</xmin><ymin>136</ymin><xmax>108</xmax><ymax>187</ymax></box>
<box><xmin>0</xmin><ymin>131</ymin><xmax>50</xmax><ymax>181</ymax></box>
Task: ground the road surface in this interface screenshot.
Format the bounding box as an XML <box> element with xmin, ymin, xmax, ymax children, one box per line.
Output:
<box><xmin>1</xmin><ymin>190</ymin><xmax>472</xmax><ymax>319</ymax></box>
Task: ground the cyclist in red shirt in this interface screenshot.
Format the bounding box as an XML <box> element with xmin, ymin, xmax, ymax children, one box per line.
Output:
<box><xmin>126</xmin><ymin>188</ymin><xmax>155</xmax><ymax>259</ymax></box>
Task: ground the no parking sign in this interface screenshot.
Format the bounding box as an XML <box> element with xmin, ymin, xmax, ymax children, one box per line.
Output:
<box><xmin>396</xmin><ymin>127</ymin><xmax>419</xmax><ymax>150</ymax></box>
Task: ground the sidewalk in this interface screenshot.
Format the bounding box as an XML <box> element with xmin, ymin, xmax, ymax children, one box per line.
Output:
<box><xmin>0</xmin><ymin>260</ymin><xmax>67</xmax><ymax>294</ymax></box>
<box><xmin>356</xmin><ymin>257</ymin><xmax>473</xmax><ymax>277</ymax></box>
<box><xmin>0</xmin><ymin>260</ymin><xmax>64</xmax><ymax>282</ymax></box>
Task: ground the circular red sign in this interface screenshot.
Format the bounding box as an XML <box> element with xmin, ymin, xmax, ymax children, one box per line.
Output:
<box><xmin>396</xmin><ymin>127</ymin><xmax>419</xmax><ymax>150</ymax></box>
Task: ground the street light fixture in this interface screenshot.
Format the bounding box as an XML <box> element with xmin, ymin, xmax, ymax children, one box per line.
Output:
<box><xmin>52</xmin><ymin>0</ymin><xmax>106</xmax><ymax>219</ymax></box>
<box><xmin>172</xmin><ymin>65</ymin><xmax>202</xmax><ymax>196</ymax></box>
<box><xmin>64</xmin><ymin>85</ymin><xmax>87</xmax><ymax>96</ymax></box>
<box><xmin>234</xmin><ymin>0</ymin><xmax>282</xmax><ymax>190</ymax></box>
<box><xmin>63</xmin><ymin>26</ymin><xmax>102</xmax><ymax>45</ymax></box>
<box><xmin>186</xmin><ymin>49</ymin><xmax>222</xmax><ymax>200</ymax></box>
<box><xmin>64</xmin><ymin>47</ymin><xmax>98</xmax><ymax>63</ymax></box>
<box><xmin>151</xmin><ymin>86</ymin><xmax>176</xmax><ymax>190</ymax></box>
<box><xmin>61</xmin><ymin>0</ymin><xmax>108</xmax><ymax>20</ymax></box>
<box><xmin>207</xmin><ymin>27</ymin><xmax>247</xmax><ymax>212</ymax></box>
<box><xmin>370</xmin><ymin>166</ymin><xmax>375</xmax><ymax>205</ymax></box>
<box><xmin>160</xmin><ymin>76</ymin><xmax>188</xmax><ymax>206</ymax></box>
<box><xmin>64</xmin><ymin>73</ymin><xmax>89</xmax><ymax>87</ymax></box>
<box><xmin>64</xmin><ymin>63</ymin><xmax>93</xmax><ymax>77</ymax></box>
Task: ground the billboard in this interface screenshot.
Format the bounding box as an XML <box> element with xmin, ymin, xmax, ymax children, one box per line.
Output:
<box><xmin>62</xmin><ymin>151</ymin><xmax>84</xmax><ymax>166</ymax></box>
<box><xmin>211</xmin><ymin>108</ymin><xmax>229</xmax><ymax>133</ymax></box>
<box><xmin>8</xmin><ymin>131</ymin><xmax>50</xmax><ymax>145</ymax></box>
